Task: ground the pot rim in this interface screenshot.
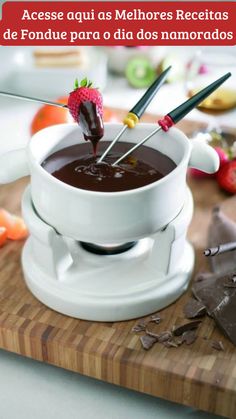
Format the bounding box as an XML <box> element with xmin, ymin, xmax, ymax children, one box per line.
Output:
<box><xmin>28</xmin><ymin>122</ymin><xmax>190</xmax><ymax>197</ymax></box>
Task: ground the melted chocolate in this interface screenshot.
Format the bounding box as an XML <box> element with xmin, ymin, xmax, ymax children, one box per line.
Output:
<box><xmin>79</xmin><ymin>101</ymin><xmax>104</xmax><ymax>155</ymax></box>
<box><xmin>42</xmin><ymin>141</ymin><xmax>176</xmax><ymax>192</ymax></box>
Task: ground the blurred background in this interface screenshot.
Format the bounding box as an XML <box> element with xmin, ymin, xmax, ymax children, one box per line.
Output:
<box><xmin>0</xmin><ymin>45</ymin><xmax>235</xmax><ymax>155</ymax></box>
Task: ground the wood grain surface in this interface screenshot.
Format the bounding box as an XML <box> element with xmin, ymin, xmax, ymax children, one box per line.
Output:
<box><xmin>0</xmin><ymin>115</ymin><xmax>236</xmax><ymax>418</ymax></box>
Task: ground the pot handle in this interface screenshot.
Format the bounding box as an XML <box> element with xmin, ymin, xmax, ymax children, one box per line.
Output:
<box><xmin>0</xmin><ymin>148</ymin><xmax>29</xmax><ymax>184</ymax></box>
<box><xmin>188</xmin><ymin>139</ymin><xmax>219</xmax><ymax>174</ymax></box>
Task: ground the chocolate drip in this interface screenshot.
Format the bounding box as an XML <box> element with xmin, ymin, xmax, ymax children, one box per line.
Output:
<box><xmin>79</xmin><ymin>101</ymin><xmax>104</xmax><ymax>155</ymax></box>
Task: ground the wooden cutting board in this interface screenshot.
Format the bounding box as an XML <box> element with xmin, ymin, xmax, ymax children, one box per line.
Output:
<box><xmin>0</xmin><ymin>114</ymin><xmax>236</xmax><ymax>418</ymax></box>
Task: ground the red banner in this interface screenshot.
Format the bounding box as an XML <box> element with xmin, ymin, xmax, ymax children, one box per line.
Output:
<box><xmin>0</xmin><ymin>1</ymin><xmax>235</xmax><ymax>46</ymax></box>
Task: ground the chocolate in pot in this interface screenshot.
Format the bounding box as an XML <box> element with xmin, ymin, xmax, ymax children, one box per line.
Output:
<box><xmin>42</xmin><ymin>141</ymin><xmax>176</xmax><ymax>193</ymax></box>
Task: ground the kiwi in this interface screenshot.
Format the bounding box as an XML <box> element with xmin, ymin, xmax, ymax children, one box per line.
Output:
<box><xmin>125</xmin><ymin>57</ymin><xmax>156</xmax><ymax>88</ymax></box>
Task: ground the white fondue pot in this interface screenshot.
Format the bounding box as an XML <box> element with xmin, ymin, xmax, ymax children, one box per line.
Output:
<box><xmin>0</xmin><ymin>123</ymin><xmax>219</xmax><ymax>244</ymax></box>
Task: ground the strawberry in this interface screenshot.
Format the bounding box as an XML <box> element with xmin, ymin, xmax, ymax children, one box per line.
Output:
<box><xmin>217</xmin><ymin>160</ymin><xmax>236</xmax><ymax>194</ymax></box>
<box><xmin>67</xmin><ymin>78</ymin><xmax>103</xmax><ymax>122</ymax></box>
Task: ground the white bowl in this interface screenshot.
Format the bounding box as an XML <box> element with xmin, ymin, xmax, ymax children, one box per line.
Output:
<box><xmin>0</xmin><ymin>123</ymin><xmax>219</xmax><ymax>244</ymax></box>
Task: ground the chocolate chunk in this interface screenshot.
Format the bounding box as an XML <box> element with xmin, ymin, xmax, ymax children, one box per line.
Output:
<box><xmin>131</xmin><ymin>321</ymin><xmax>147</xmax><ymax>333</ymax></box>
<box><xmin>212</xmin><ymin>293</ymin><xmax>236</xmax><ymax>346</ymax></box>
<box><xmin>173</xmin><ymin>338</ymin><xmax>184</xmax><ymax>346</ymax></box>
<box><xmin>223</xmin><ymin>274</ymin><xmax>236</xmax><ymax>288</ymax></box>
<box><xmin>223</xmin><ymin>283</ymin><xmax>236</xmax><ymax>288</ymax></box>
<box><xmin>192</xmin><ymin>273</ymin><xmax>235</xmax><ymax>315</ymax></box>
<box><xmin>150</xmin><ymin>314</ymin><xmax>161</xmax><ymax>324</ymax></box>
<box><xmin>183</xmin><ymin>298</ymin><xmax>206</xmax><ymax>319</ymax></box>
<box><xmin>163</xmin><ymin>340</ymin><xmax>178</xmax><ymax>348</ymax></box>
<box><xmin>211</xmin><ymin>340</ymin><xmax>225</xmax><ymax>351</ymax></box>
<box><xmin>181</xmin><ymin>330</ymin><xmax>197</xmax><ymax>345</ymax></box>
<box><xmin>172</xmin><ymin>321</ymin><xmax>201</xmax><ymax>337</ymax></box>
<box><xmin>140</xmin><ymin>334</ymin><xmax>157</xmax><ymax>350</ymax></box>
<box><xmin>194</xmin><ymin>272</ymin><xmax>212</xmax><ymax>282</ymax></box>
<box><xmin>192</xmin><ymin>270</ymin><xmax>236</xmax><ymax>346</ymax></box>
<box><xmin>158</xmin><ymin>331</ymin><xmax>173</xmax><ymax>342</ymax></box>
<box><xmin>207</xmin><ymin>207</ymin><xmax>236</xmax><ymax>274</ymax></box>
<box><xmin>146</xmin><ymin>330</ymin><xmax>159</xmax><ymax>339</ymax></box>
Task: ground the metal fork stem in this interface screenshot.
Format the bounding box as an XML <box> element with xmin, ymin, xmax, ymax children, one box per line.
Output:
<box><xmin>112</xmin><ymin>126</ymin><xmax>162</xmax><ymax>166</ymax></box>
<box><xmin>0</xmin><ymin>91</ymin><xmax>67</xmax><ymax>108</ymax></box>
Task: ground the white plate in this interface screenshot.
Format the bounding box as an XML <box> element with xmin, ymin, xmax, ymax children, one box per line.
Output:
<box><xmin>0</xmin><ymin>46</ymin><xmax>107</xmax><ymax>98</ymax></box>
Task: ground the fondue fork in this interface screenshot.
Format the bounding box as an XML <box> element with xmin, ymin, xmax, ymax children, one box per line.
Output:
<box><xmin>204</xmin><ymin>241</ymin><xmax>236</xmax><ymax>257</ymax></box>
<box><xmin>113</xmin><ymin>72</ymin><xmax>231</xmax><ymax>166</ymax></box>
<box><xmin>0</xmin><ymin>91</ymin><xmax>67</xmax><ymax>108</ymax></box>
<box><xmin>97</xmin><ymin>66</ymin><xmax>172</xmax><ymax>163</ymax></box>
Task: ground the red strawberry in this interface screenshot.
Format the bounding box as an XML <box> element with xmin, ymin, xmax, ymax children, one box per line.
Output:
<box><xmin>217</xmin><ymin>160</ymin><xmax>236</xmax><ymax>194</ymax></box>
<box><xmin>67</xmin><ymin>78</ymin><xmax>103</xmax><ymax>122</ymax></box>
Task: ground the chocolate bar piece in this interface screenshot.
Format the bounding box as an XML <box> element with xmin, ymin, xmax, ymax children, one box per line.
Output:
<box><xmin>192</xmin><ymin>273</ymin><xmax>235</xmax><ymax>315</ymax></box>
<box><xmin>192</xmin><ymin>271</ymin><xmax>236</xmax><ymax>346</ymax></box>
<box><xmin>140</xmin><ymin>334</ymin><xmax>157</xmax><ymax>350</ymax></box>
<box><xmin>207</xmin><ymin>207</ymin><xmax>236</xmax><ymax>274</ymax></box>
<box><xmin>183</xmin><ymin>298</ymin><xmax>206</xmax><ymax>319</ymax></box>
<box><xmin>212</xmin><ymin>294</ymin><xmax>236</xmax><ymax>346</ymax></box>
<box><xmin>172</xmin><ymin>321</ymin><xmax>201</xmax><ymax>337</ymax></box>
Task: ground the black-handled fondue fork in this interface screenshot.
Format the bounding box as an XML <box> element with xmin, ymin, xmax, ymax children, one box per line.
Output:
<box><xmin>112</xmin><ymin>72</ymin><xmax>231</xmax><ymax>166</ymax></box>
<box><xmin>97</xmin><ymin>66</ymin><xmax>171</xmax><ymax>163</ymax></box>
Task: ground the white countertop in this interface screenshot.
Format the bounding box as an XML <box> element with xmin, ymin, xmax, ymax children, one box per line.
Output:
<box><xmin>0</xmin><ymin>52</ymin><xmax>234</xmax><ymax>418</ymax></box>
<box><xmin>0</xmin><ymin>349</ymin><xmax>221</xmax><ymax>419</ymax></box>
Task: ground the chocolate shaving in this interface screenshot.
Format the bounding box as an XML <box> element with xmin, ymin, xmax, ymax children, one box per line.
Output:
<box><xmin>211</xmin><ymin>340</ymin><xmax>225</xmax><ymax>351</ymax></box>
<box><xmin>163</xmin><ymin>340</ymin><xmax>178</xmax><ymax>348</ymax></box>
<box><xmin>158</xmin><ymin>331</ymin><xmax>173</xmax><ymax>342</ymax></box>
<box><xmin>174</xmin><ymin>338</ymin><xmax>184</xmax><ymax>346</ymax></box>
<box><xmin>172</xmin><ymin>321</ymin><xmax>201</xmax><ymax>337</ymax></box>
<box><xmin>146</xmin><ymin>330</ymin><xmax>159</xmax><ymax>339</ymax></box>
<box><xmin>194</xmin><ymin>272</ymin><xmax>215</xmax><ymax>282</ymax></box>
<box><xmin>140</xmin><ymin>334</ymin><xmax>157</xmax><ymax>350</ymax></box>
<box><xmin>150</xmin><ymin>314</ymin><xmax>161</xmax><ymax>324</ymax></box>
<box><xmin>183</xmin><ymin>298</ymin><xmax>206</xmax><ymax>319</ymax></box>
<box><xmin>131</xmin><ymin>322</ymin><xmax>147</xmax><ymax>333</ymax></box>
<box><xmin>181</xmin><ymin>330</ymin><xmax>197</xmax><ymax>345</ymax></box>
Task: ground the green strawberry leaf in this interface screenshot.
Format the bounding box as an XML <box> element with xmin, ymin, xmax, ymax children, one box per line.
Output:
<box><xmin>74</xmin><ymin>77</ymin><xmax>95</xmax><ymax>89</ymax></box>
<box><xmin>74</xmin><ymin>78</ymin><xmax>79</xmax><ymax>90</ymax></box>
<box><xmin>228</xmin><ymin>148</ymin><xmax>234</xmax><ymax>161</ymax></box>
<box><xmin>80</xmin><ymin>78</ymin><xmax>88</xmax><ymax>87</ymax></box>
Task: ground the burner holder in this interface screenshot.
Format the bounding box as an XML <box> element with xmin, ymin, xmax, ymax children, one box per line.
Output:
<box><xmin>80</xmin><ymin>241</ymin><xmax>137</xmax><ymax>255</ymax></box>
<box><xmin>21</xmin><ymin>186</ymin><xmax>194</xmax><ymax>321</ymax></box>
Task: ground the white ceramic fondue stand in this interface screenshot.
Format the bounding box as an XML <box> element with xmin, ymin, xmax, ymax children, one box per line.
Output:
<box><xmin>0</xmin><ymin>123</ymin><xmax>219</xmax><ymax>321</ymax></box>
